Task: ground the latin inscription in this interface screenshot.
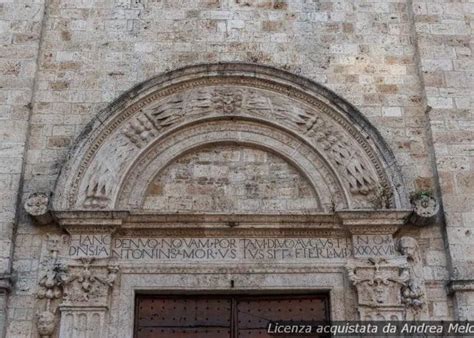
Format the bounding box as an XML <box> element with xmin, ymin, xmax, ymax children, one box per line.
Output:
<box><xmin>352</xmin><ymin>234</ymin><xmax>395</xmax><ymax>257</ymax></box>
<box><xmin>68</xmin><ymin>234</ymin><xmax>112</xmax><ymax>258</ymax></box>
<box><xmin>67</xmin><ymin>236</ymin><xmax>354</xmax><ymax>261</ymax></box>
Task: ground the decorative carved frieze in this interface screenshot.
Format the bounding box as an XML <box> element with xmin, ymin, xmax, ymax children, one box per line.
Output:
<box><xmin>83</xmin><ymin>161</ymin><xmax>118</xmax><ymax>209</ymax></box>
<box><xmin>213</xmin><ymin>87</ymin><xmax>244</xmax><ymax>114</ymax></box>
<box><xmin>37</xmin><ymin>263</ymin><xmax>68</xmax><ymax>302</ymax></box>
<box><xmin>36</xmin><ymin>235</ymin><xmax>68</xmax><ymax>338</ymax></box>
<box><xmin>300</xmin><ymin>113</ymin><xmax>377</xmax><ymax>196</ymax></box>
<box><xmin>122</xmin><ymin>114</ymin><xmax>157</xmax><ymax>148</ymax></box>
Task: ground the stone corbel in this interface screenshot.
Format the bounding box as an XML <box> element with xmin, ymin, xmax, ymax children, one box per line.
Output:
<box><xmin>24</xmin><ymin>192</ymin><xmax>53</xmax><ymax>225</ymax></box>
<box><xmin>408</xmin><ymin>193</ymin><xmax>440</xmax><ymax>226</ymax></box>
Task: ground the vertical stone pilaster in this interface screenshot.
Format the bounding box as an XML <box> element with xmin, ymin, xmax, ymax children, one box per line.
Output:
<box><xmin>55</xmin><ymin>259</ymin><xmax>119</xmax><ymax>338</ymax></box>
<box><xmin>0</xmin><ymin>289</ymin><xmax>8</xmax><ymax>338</ymax></box>
<box><xmin>410</xmin><ymin>0</ymin><xmax>474</xmax><ymax>320</ymax></box>
<box><xmin>0</xmin><ymin>277</ymin><xmax>12</xmax><ymax>337</ymax></box>
<box><xmin>340</xmin><ymin>211</ymin><xmax>428</xmax><ymax>320</ymax></box>
<box><xmin>58</xmin><ymin>306</ymin><xmax>108</xmax><ymax>338</ymax></box>
<box><xmin>448</xmin><ymin>281</ymin><xmax>474</xmax><ymax>321</ymax></box>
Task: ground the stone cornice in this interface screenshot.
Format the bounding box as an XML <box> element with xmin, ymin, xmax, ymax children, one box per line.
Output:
<box><xmin>447</xmin><ymin>279</ymin><xmax>474</xmax><ymax>294</ymax></box>
<box><xmin>53</xmin><ymin>209</ymin><xmax>412</xmax><ymax>234</ymax></box>
<box><xmin>338</xmin><ymin>209</ymin><xmax>412</xmax><ymax>234</ymax></box>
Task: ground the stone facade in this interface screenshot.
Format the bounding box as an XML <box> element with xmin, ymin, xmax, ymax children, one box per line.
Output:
<box><xmin>0</xmin><ymin>0</ymin><xmax>472</xmax><ymax>337</ymax></box>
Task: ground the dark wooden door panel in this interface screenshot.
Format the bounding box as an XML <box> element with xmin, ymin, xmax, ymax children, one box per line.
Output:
<box><xmin>134</xmin><ymin>294</ymin><xmax>329</xmax><ymax>338</ymax></box>
<box><xmin>237</xmin><ymin>295</ymin><xmax>329</xmax><ymax>338</ymax></box>
<box><xmin>135</xmin><ymin>296</ymin><xmax>232</xmax><ymax>338</ymax></box>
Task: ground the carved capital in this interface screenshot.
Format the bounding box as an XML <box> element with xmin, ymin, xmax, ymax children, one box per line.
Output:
<box><xmin>348</xmin><ymin>236</ymin><xmax>428</xmax><ymax>320</ymax></box>
<box><xmin>347</xmin><ymin>257</ymin><xmax>409</xmax><ymax>320</ymax></box>
<box><xmin>61</xmin><ymin>258</ymin><xmax>119</xmax><ymax>308</ymax></box>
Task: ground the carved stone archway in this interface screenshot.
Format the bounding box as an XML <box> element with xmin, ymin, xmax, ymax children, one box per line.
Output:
<box><xmin>33</xmin><ymin>64</ymin><xmax>426</xmax><ymax>338</ymax></box>
<box><xmin>52</xmin><ymin>63</ymin><xmax>409</xmax><ymax>212</ymax></box>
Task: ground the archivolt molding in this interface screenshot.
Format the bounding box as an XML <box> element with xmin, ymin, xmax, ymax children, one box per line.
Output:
<box><xmin>117</xmin><ymin>119</ymin><xmax>343</xmax><ymax>210</ymax></box>
<box><xmin>52</xmin><ymin>63</ymin><xmax>408</xmax><ymax>212</ymax></box>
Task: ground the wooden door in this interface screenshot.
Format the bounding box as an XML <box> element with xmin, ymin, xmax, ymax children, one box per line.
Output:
<box><xmin>134</xmin><ymin>294</ymin><xmax>329</xmax><ymax>338</ymax></box>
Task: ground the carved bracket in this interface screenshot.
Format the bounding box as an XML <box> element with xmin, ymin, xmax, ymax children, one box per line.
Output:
<box><xmin>24</xmin><ymin>192</ymin><xmax>53</xmax><ymax>225</ymax></box>
<box><xmin>409</xmin><ymin>194</ymin><xmax>440</xmax><ymax>226</ymax></box>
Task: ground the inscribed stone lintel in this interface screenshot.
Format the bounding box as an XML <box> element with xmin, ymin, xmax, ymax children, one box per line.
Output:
<box><xmin>339</xmin><ymin>210</ymin><xmax>411</xmax><ymax>258</ymax></box>
<box><xmin>65</xmin><ymin>235</ymin><xmax>354</xmax><ymax>261</ymax></box>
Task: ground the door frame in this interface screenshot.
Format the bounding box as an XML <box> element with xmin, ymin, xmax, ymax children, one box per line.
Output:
<box><xmin>110</xmin><ymin>270</ymin><xmax>348</xmax><ymax>337</ymax></box>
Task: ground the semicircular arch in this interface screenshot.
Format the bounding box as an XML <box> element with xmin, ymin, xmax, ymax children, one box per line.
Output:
<box><xmin>52</xmin><ymin>63</ymin><xmax>409</xmax><ymax>212</ymax></box>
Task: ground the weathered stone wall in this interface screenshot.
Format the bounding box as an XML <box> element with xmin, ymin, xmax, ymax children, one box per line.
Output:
<box><xmin>0</xmin><ymin>0</ymin><xmax>471</xmax><ymax>336</ymax></box>
<box><xmin>412</xmin><ymin>0</ymin><xmax>473</xmax><ymax>320</ymax></box>
<box><xmin>0</xmin><ymin>1</ymin><xmax>46</xmax><ymax>336</ymax></box>
<box><xmin>144</xmin><ymin>144</ymin><xmax>318</xmax><ymax>212</ymax></box>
